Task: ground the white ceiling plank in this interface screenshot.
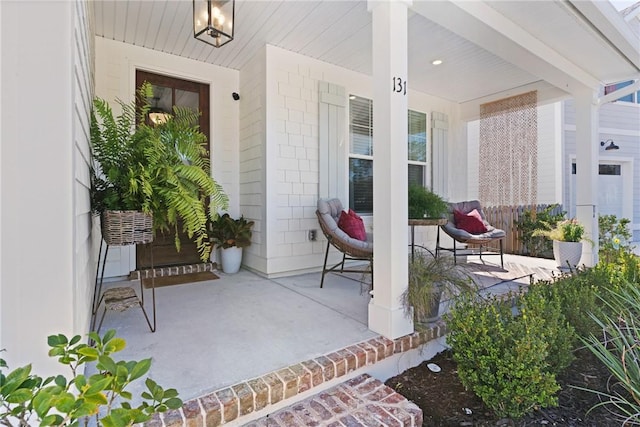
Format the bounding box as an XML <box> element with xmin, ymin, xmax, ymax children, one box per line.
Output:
<box><xmin>222</xmin><ymin>2</ymin><xmax>290</xmax><ymax>69</ymax></box>
<box><xmin>166</xmin><ymin>2</ymin><xmax>192</xmax><ymax>54</ymax></box>
<box><xmin>133</xmin><ymin>2</ymin><xmax>155</xmax><ymax>47</ymax></box>
<box><xmin>112</xmin><ymin>1</ymin><xmax>129</xmax><ymax>41</ymax></box>
<box><xmin>97</xmin><ymin>1</ymin><xmax>116</xmax><ymax>38</ymax></box>
<box><xmin>279</xmin><ymin>2</ymin><xmax>358</xmax><ymax>53</ymax></box>
<box><xmin>94</xmin><ymin>1</ymin><xmax>105</xmax><ymax>37</ymax></box>
<box><xmin>153</xmin><ymin>1</ymin><xmax>181</xmax><ymax>52</ymax></box>
<box><xmin>142</xmin><ymin>1</ymin><xmax>168</xmax><ymax>49</ymax></box>
<box><xmin>207</xmin><ymin>1</ymin><xmax>280</xmax><ymax>67</ymax></box>
<box><xmin>123</xmin><ymin>1</ymin><xmax>142</xmax><ymax>43</ymax></box>
<box><xmin>261</xmin><ymin>2</ymin><xmax>323</xmax><ymax>47</ymax></box>
<box><xmin>302</xmin><ymin>2</ymin><xmax>369</xmax><ymax>59</ymax></box>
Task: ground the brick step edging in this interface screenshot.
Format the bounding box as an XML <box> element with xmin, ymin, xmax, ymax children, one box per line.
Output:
<box><xmin>143</xmin><ymin>323</ymin><xmax>448</xmax><ymax>426</ymax></box>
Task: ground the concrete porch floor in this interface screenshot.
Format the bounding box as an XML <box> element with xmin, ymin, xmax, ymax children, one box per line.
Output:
<box><xmin>90</xmin><ymin>253</ymin><xmax>559</xmax><ymax>409</ymax></box>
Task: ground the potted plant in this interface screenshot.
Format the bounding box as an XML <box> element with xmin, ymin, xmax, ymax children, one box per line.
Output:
<box><xmin>209</xmin><ymin>214</ymin><xmax>255</xmax><ymax>274</ymax></box>
<box><xmin>533</xmin><ymin>218</ymin><xmax>585</xmax><ymax>268</ymax></box>
<box><xmin>402</xmin><ymin>253</ymin><xmax>476</xmax><ymax>324</ymax></box>
<box><xmin>408</xmin><ymin>184</ymin><xmax>448</xmax><ymax>219</ymax></box>
<box><xmin>90</xmin><ymin>82</ymin><xmax>228</xmax><ymax>261</ymax></box>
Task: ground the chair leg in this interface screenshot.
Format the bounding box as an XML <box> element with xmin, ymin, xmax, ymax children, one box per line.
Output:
<box><xmin>500</xmin><ymin>239</ymin><xmax>504</xmax><ymax>268</ymax></box>
<box><xmin>435</xmin><ymin>227</ymin><xmax>441</xmax><ymax>258</ymax></box>
<box><xmin>453</xmin><ymin>239</ymin><xmax>458</xmax><ymax>264</ymax></box>
<box><xmin>320</xmin><ymin>239</ymin><xmax>331</xmax><ymax>288</ymax></box>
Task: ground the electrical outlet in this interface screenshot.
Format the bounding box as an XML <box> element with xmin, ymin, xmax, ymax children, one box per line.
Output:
<box><xmin>308</xmin><ymin>229</ymin><xmax>317</xmax><ymax>241</ymax></box>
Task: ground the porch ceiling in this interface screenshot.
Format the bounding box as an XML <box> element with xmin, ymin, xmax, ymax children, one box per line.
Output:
<box><xmin>95</xmin><ymin>0</ymin><xmax>639</xmax><ymax>105</ymax></box>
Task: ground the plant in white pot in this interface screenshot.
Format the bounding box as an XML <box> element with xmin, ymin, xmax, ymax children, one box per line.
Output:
<box><xmin>533</xmin><ymin>218</ymin><xmax>586</xmax><ymax>268</ymax></box>
<box><xmin>209</xmin><ymin>214</ymin><xmax>255</xmax><ymax>274</ymax></box>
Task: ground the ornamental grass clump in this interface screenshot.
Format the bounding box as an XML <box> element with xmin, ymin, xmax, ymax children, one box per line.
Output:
<box><xmin>581</xmin><ymin>281</ymin><xmax>640</xmax><ymax>425</ymax></box>
<box><xmin>446</xmin><ymin>288</ymin><xmax>575</xmax><ymax>419</ymax></box>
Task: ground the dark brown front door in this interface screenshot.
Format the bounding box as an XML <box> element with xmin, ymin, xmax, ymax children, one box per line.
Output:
<box><xmin>135</xmin><ymin>70</ymin><xmax>211</xmax><ymax>268</ymax></box>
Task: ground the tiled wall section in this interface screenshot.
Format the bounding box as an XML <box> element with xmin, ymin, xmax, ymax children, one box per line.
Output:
<box><xmin>271</xmin><ymin>55</ymin><xmax>324</xmax><ymax>264</ymax></box>
<box><xmin>141</xmin><ymin>324</ymin><xmax>447</xmax><ymax>427</ymax></box>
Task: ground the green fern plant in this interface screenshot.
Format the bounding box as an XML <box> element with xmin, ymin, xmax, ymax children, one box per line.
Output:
<box><xmin>90</xmin><ymin>83</ymin><xmax>228</xmax><ymax>261</ymax></box>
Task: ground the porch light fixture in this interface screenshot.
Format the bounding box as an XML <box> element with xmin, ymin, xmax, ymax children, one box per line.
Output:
<box><xmin>600</xmin><ymin>139</ymin><xmax>620</xmax><ymax>150</ymax></box>
<box><xmin>193</xmin><ymin>0</ymin><xmax>235</xmax><ymax>48</ymax></box>
<box><xmin>148</xmin><ymin>97</ymin><xmax>171</xmax><ymax>125</ymax></box>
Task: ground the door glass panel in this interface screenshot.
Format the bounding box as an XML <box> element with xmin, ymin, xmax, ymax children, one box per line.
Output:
<box><xmin>176</xmin><ymin>89</ymin><xmax>199</xmax><ymax>126</ymax></box>
<box><xmin>147</xmin><ymin>85</ymin><xmax>172</xmax><ymax>125</ymax></box>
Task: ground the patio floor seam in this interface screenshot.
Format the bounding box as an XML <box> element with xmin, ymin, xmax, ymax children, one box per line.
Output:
<box><xmin>268</xmin><ymin>275</ymin><xmax>371</xmax><ymax>327</ymax></box>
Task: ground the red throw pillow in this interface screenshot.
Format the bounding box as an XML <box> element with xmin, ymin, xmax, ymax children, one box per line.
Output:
<box><xmin>338</xmin><ymin>209</ymin><xmax>367</xmax><ymax>241</ymax></box>
<box><xmin>453</xmin><ymin>208</ymin><xmax>488</xmax><ymax>234</ymax></box>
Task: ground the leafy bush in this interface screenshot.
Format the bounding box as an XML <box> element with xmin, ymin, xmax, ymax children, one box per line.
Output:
<box><xmin>516</xmin><ymin>204</ymin><xmax>565</xmax><ymax>257</ymax></box>
<box><xmin>599</xmin><ymin>215</ymin><xmax>633</xmax><ymax>264</ymax></box>
<box><xmin>581</xmin><ymin>281</ymin><xmax>640</xmax><ymax>425</ymax></box>
<box><xmin>535</xmin><ymin>267</ymin><xmax>610</xmax><ymax>338</ymax></box>
<box><xmin>0</xmin><ymin>330</ymin><xmax>181</xmax><ymax>426</ymax></box>
<box><xmin>446</xmin><ymin>289</ymin><xmax>574</xmax><ymax>419</ymax></box>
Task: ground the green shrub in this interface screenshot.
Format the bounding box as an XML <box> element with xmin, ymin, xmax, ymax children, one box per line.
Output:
<box><xmin>525</xmin><ymin>283</ymin><xmax>577</xmax><ymax>373</ymax></box>
<box><xmin>446</xmin><ymin>289</ymin><xmax>573</xmax><ymax>419</ymax></box>
<box><xmin>581</xmin><ymin>281</ymin><xmax>640</xmax><ymax>425</ymax></box>
<box><xmin>599</xmin><ymin>215</ymin><xmax>633</xmax><ymax>265</ymax></box>
<box><xmin>0</xmin><ymin>330</ymin><xmax>181</xmax><ymax>426</ymax></box>
<box><xmin>534</xmin><ymin>268</ymin><xmax>609</xmax><ymax>338</ymax></box>
<box><xmin>516</xmin><ymin>204</ymin><xmax>565</xmax><ymax>257</ymax></box>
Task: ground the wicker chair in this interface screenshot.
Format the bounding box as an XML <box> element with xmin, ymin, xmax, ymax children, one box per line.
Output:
<box><xmin>435</xmin><ymin>200</ymin><xmax>505</xmax><ymax>268</ymax></box>
<box><xmin>316</xmin><ymin>198</ymin><xmax>373</xmax><ymax>288</ymax></box>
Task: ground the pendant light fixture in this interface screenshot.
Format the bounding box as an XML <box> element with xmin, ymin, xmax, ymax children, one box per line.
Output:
<box><xmin>193</xmin><ymin>0</ymin><xmax>235</xmax><ymax>48</ymax></box>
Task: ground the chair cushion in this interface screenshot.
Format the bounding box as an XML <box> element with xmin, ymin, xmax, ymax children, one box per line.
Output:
<box><xmin>453</xmin><ymin>208</ymin><xmax>488</xmax><ymax>234</ymax></box>
<box><xmin>317</xmin><ymin>198</ymin><xmax>373</xmax><ymax>252</ymax></box>
<box><xmin>338</xmin><ymin>209</ymin><xmax>367</xmax><ymax>241</ymax></box>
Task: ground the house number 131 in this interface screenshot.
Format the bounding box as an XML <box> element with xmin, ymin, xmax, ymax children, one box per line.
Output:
<box><xmin>392</xmin><ymin>77</ymin><xmax>407</xmax><ymax>95</ymax></box>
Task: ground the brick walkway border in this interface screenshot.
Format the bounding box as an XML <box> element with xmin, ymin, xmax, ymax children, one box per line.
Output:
<box><xmin>142</xmin><ymin>323</ymin><xmax>447</xmax><ymax>426</ymax></box>
<box><xmin>246</xmin><ymin>374</ymin><xmax>422</xmax><ymax>427</ymax></box>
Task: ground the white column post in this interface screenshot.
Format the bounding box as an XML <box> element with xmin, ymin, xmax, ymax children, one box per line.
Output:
<box><xmin>574</xmin><ymin>89</ymin><xmax>599</xmax><ymax>267</ymax></box>
<box><xmin>367</xmin><ymin>0</ymin><xmax>413</xmax><ymax>339</ymax></box>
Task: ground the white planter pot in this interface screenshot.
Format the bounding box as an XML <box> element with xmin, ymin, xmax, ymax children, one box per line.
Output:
<box><xmin>553</xmin><ymin>240</ymin><xmax>582</xmax><ymax>268</ymax></box>
<box><xmin>219</xmin><ymin>246</ymin><xmax>243</xmax><ymax>274</ymax></box>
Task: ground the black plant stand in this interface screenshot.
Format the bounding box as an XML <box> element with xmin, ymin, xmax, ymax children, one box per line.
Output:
<box><xmin>91</xmin><ymin>238</ymin><xmax>156</xmax><ymax>334</ymax></box>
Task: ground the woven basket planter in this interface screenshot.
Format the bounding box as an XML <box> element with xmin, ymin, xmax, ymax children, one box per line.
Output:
<box><xmin>101</xmin><ymin>210</ymin><xmax>154</xmax><ymax>246</ymax></box>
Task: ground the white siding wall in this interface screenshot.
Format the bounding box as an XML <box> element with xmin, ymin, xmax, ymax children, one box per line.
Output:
<box><xmin>1</xmin><ymin>1</ymin><xmax>93</xmax><ymax>375</ymax></box>
<box><xmin>466</xmin><ymin>103</ymin><xmax>563</xmax><ymax>205</ymax></box>
<box><xmin>251</xmin><ymin>45</ymin><xmax>458</xmax><ymax>277</ymax></box>
<box><xmin>73</xmin><ymin>0</ymin><xmax>95</xmax><ymax>340</ymax></box>
<box><xmin>94</xmin><ymin>38</ymin><xmax>240</xmax><ymax>274</ymax></box>
<box><xmin>239</xmin><ymin>48</ymin><xmax>267</xmax><ymax>272</ymax></box>
<box><xmin>564</xmin><ymin>99</ymin><xmax>640</xmax><ymax>240</ymax></box>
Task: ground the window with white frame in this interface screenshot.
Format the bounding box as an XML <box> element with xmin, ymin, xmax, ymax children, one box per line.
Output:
<box><xmin>348</xmin><ymin>95</ymin><xmax>428</xmax><ymax>214</ymax></box>
<box><xmin>604</xmin><ymin>80</ymin><xmax>640</xmax><ymax>103</ymax></box>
